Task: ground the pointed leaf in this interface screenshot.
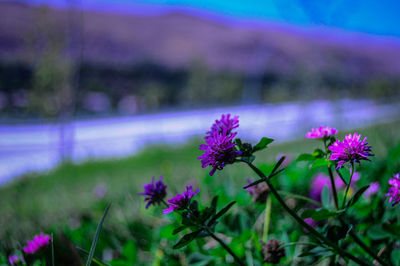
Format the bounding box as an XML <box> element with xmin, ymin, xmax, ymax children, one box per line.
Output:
<box><xmin>86</xmin><ymin>203</ymin><xmax>111</xmax><ymax>266</ymax></box>
<box><xmin>252</xmin><ymin>137</ymin><xmax>274</xmax><ymax>152</ymax></box>
<box><xmin>173</xmin><ymin>230</ymin><xmax>202</xmax><ymax>249</ymax></box>
<box><xmin>173</xmin><ymin>225</ymin><xmax>188</xmax><ymax>235</ymax></box>
<box><xmin>208</xmin><ymin>201</ymin><xmax>236</xmax><ymax>226</ymax></box>
<box><xmin>321</xmin><ymin>185</ymin><xmax>330</xmax><ymax>208</ymax></box>
<box><xmin>271</xmin><ymin>156</ymin><xmax>286</xmax><ymax>174</ymax></box>
<box><xmin>346</xmin><ymin>185</ymin><xmax>370</xmax><ymax>208</ymax></box>
<box><xmin>243</xmin><ymin>178</ymin><xmax>265</xmax><ymax>189</ymax></box>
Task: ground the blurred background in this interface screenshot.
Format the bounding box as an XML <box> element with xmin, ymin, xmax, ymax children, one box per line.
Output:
<box><xmin>1</xmin><ymin>0</ymin><xmax>400</xmax><ymax>183</ymax></box>
<box><xmin>1</xmin><ymin>1</ymin><xmax>400</xmax><ymax>264</ymax></box>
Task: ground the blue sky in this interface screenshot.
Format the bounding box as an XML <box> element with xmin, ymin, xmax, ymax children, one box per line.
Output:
<box><xmin>26</xmin><ymin>0</ymin><xmax>400</xmax><ymax>38</ymax></box>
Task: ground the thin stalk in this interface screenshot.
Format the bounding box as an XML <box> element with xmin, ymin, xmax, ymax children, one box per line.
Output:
<box><xmin>324</xmin><ymin>138</ymin><xmax>339</xmax><ymax>210</ymax></box>
<box><xmin>328</xmin><ymin>166</ymin><xmax>339</xmax><ymax>210</ymax></box>
<box><xmin>244</xmin><ymin>161</ymin><xmax>370</xmax><ymax>266</ymax></box>
<box><xmin>342</xmin><ymin>163</ymin><xmax>354</xmax><ymax>208</ymax></box>
<box><xmin>263</xmin><ymin>194</ymin><xmax>272</xmax><ymax>242</ymax></box>
<box><xmin>205</xmin><ymin>228</ymin><xmax>245</xmax><ymax>266</ymax></box>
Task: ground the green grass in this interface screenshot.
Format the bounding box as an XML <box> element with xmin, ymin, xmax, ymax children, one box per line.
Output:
<box><xmin>1</xmin><ymin>119</ymin><xmax>400</xmax><ymax>249</ymax></box>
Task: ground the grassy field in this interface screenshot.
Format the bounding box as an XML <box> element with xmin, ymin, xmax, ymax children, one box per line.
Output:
<box><xmin>1</xmin><ymin>119</ymin><xmax>400</xmax><ymax>264</ymax></box>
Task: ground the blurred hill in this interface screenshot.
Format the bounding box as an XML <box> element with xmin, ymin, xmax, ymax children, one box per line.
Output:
<box><xmin>1</xmin><ymin>1</ymin><xmax>400</xmax><ymax>118</ymax></box>
<box><xmin>2</xmin><ymin>0</ymin><xmax>400</xmax><ymax>78</ymax></box>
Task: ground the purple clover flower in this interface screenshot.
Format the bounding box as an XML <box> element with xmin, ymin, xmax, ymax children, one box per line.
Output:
<box><xmin>386</xmin><ymin>173</ymin><xmax>400</xmax><ymax>206</ymax></box>
<box><xmin>310</xmin><ymin>174</ymin><xmax>331</xmax><ymax>201</ymax></box>
<box><xmin>328</xmin><ymin>133</ymin><xmax>373</xmax><ymax>169</ymax></box>
<box><xmin>139</xmin><ymin>176</ymin><xmax>167</xmax><ymax>208</ymax></box>
<box><xmin>9</xmin><ymin>255</ymin><xmax>21</xmax><ymax>265</ymax></box>
<box><xmin>163</xmin><ymin>186</ymin><xmax>199</xmax><ymax>214</ymax></box>
<box><xmin>23</xmin><ymin>233</ymin><xmax>50</xmax><ymax>254</ymax></box>
<box><xmin>365</xmin><ymin>182</ymin><xmax>380</xmax><ymax>197</ymax></box>
<box><xmin>206</xmin><ymin>114</ymin><xmax>239</xmax><ymax>138</ymax></box>
<box><xmin>305</xmin><ymin>126</ymin><xmax>338</xmax><ymax>139</ymax></box>
<box><xmin>199</xmin><ymin>128</ymin><xmax>242</xmax><ymax>176</ymax></box>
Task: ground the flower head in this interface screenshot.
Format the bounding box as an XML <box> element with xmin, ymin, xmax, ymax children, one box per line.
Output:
<box><xmin>9</xmin><ymin>255</ymin><xmax>22</xmax><ymax>265</ymax></box>
<box><xmin>386</xmin><ymin>173</ymin><xmax>400</xmax><ymax>206</ymax></box>
<box><xmin>206</xmin><ymin>114</ymin><xmax>239</xmax><ymax>138</ymax></box>
<box><xmin>246</xmin><ymin>178</ymin><xmax>269</xmax><ymax>203</ymax></box>
<box><xmin>305</xmin><ymin>126</ymin><xmax>338</xmax><ymax>139</ymax></box>
<box><xmin>163</xmin><ymin>186</ymin><xmax>199</xmax><ymax>214</ymax></box>
<box><xmin>23</xmin><ymin>233</ymin><xmax>50</xmax><ymax>254</ymax></box>
<box><xmin>139</xmin><ymin>176</ymin><xmax>167</xmax><ymax>208</ymax></box>
<box><xmin>365</xmin><ymin>182</ymin><xmax>380</xmax><ymax>197</ymax></box>
<box><xmin>198</xmin><ymin>128</ymin><xmax>241</xmax><ymax>176</ymax></box>
<box><xmin>261</xmin><ymin>239</ymin><xmax>286</xmax><ymax>264</ymax></box>
<box><xmin>329</xmin><ymin>133</ymin><xmax>373</xmax><ymax>168</ymax></box>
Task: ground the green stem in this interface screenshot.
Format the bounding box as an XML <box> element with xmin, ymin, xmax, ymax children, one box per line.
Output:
<box><xmin>342</xmin><ymin>163</ymin><xmax>354</xmax><ymax>208</ymax></box>
<box><xmin>205</xmin><ymin>228</ymin><xmax>245</xmax><ymax>266</ymax></box>
<box><xmin>244</xmin><ymin>161</ymin><xmax>370</xmax><ymax>266</ymax></box>
<box><xmin>328</xmin><ymin>166</ymin><xmax>339</xmax><ymax>210</ymax></box>
<box><xmin>263</xmin><ymin>194</ymin><xmax>272</xmax><ymax>242</ymax></box>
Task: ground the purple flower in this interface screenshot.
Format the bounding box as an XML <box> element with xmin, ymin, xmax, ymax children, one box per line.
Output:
<box><xmin>139</xmin><ymin>176</ymin><xmax>167</xmax><ymax>208</ymax></box>
<box><xmin>386</xmin><ymin>173</ymin><xmax>400</xmax><ymax>206</ymax></box>
<box><xmin>329</xmin><ymin>133</ymin><xmax>373</xmax><ymax>168</ymax></box>
<box><xmin>163</xmin><ymin>186</ymin><xmax>199</xmax><ymax>214</ymax></box>
<box><xmin>198</xmin><ymin>128</ymin><xmax>242</xmax><ymax>176</ymax></box>
<box><xmin>305</xmin><ymin>126</ymin><xmax>338</xmax><ymax>139</ymax></box>
<box><xmin>9</xmin><ymin>255</ymin><xmax>22</xmax><ymax>265</ymax></box>
<box><xmin>365</xmin><ymin>182</ymin><xmax>380</xmax><ymax>197</ymax></box>
<box><xmin>206</xmin><ymin>114</ymin><xmax>239</xmax><ymax>138</ymax></box>
<box><xmin>23</xmin><ymin>233</ymin><xmax>50</xmax><ymax>254</ymax></box>
<box><xmin>310</xmin><ymin>174</ymin><xmax>331</xmax><ymax>201</ymax></box>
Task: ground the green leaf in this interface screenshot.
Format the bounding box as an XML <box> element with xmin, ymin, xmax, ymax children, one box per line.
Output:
<box><xmin>211</xmin><ymin>196</ymin><xmax>218</xmax><ymax>210</ymax></box>
<box><xmin>301</xmin><ymin>208</ymin><xmax>345</xmax><ymax>221</ymax></box>
<box><xmin>271</xmin><ymin>156</ymin><xmax>286</xmax><ymax>174</ymax></box>
<box><xmin>122</xmin><ymin>241</ymin><xmax>137</xmax><ymax>263</ymax></box>
<box><xmin>252</xmin><ymin>137</ymin><xmax>274</xmax><ymax>152</ymax></box>
<box><xmin>173</xmin><ymin>225</ymin><xmax>188</xmax><ymax>235</ymax></box>
<box><xmin>86</xmin><ymin>203</ymin><xmax>111</xmax><ymax>266</ymax></box>
<box><xmin>321</xmin><ymin>185</ymin><xmax>330</xmax><ymax>208</ymax></box>
<box><xmin>311</xmin><ymin>158</ymin><xmax>330</xmax><ymax>169</ymax></box>
<box><xmin>296</xmin><ymin>153</ymin><xmax>315</xmax><ymax>162</ymax></box>
<box><xmin>312</xmin><ymin>149</ymin><xmax>325</xmax><ymax>158</ymax></box>
<box><xmin>208</xmin><ymin>201</ymin><xmax>236</xmax><ymax>226</ymax></box>
<box><xmin>346</xmin><ymin>185</ymin><xmax>370</xmax><ymax>208</ymax></box>
<box><xmin>173</xmin><ymin>230</ymin><xmax>202</xmax><ymax>249</ymax></box>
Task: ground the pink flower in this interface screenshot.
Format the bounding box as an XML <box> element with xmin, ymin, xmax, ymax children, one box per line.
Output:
<box><xmin>163</xmin><ymin>186</ymin><xmax>199</xmax><ymax>214</ymax></box>
<box><xmin>305</xmin><ymin>126</ymin><xmax>338</xmax><ymax>139</ymax></box>
<box><xmin>365</xmin><ymin>182</ymin><xmax>380</xmax><ymax>197</ymax></box>
<box><xmin>386</xmin><ymin>173</ymin><xmax>400</xmax><ymax>206</ymax></box>
<box><xmin>23</xmin><ymin>233</ymin><xmax>50</xmax><ymax>254</ymax></box>
<box><xmin>9</xmin><ymin>254</ymin><xmax>22</xmax><ymax>265</ymax></box>
<box><xmin>329</xmin><ymin>133</ymin><xmax>373</xmax><ymax>168</ymax></box>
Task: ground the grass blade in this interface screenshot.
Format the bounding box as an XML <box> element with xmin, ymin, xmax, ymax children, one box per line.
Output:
<box><xmin>86</xmin><ymin>203</ymin><xmax>111</xmax><ymax>266</ymax></box>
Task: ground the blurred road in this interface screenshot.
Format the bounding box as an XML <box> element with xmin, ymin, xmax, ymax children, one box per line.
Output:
<box><xmin>1</xmin><ymin>99</ymin><xmax>399</xmax><ymax>184</ymax></box>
